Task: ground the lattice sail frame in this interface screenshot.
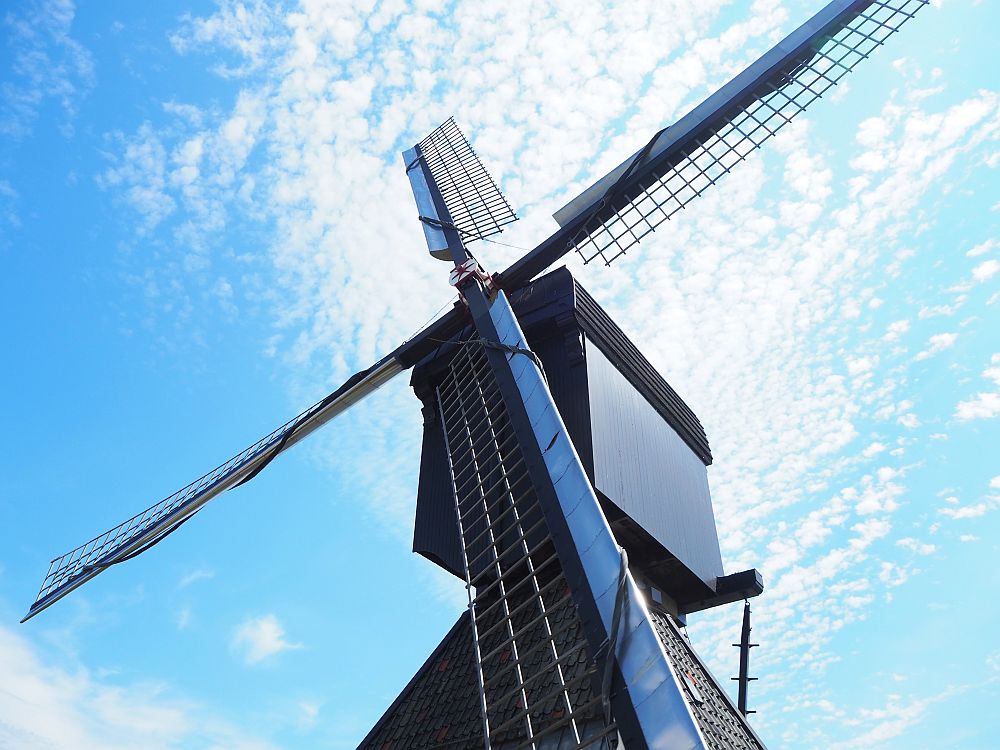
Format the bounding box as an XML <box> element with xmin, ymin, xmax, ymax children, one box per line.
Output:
<box><xmin>437</xmin><ymin>340</ymin><xmax>616</xmax><ymax>749</ymax></box>
<box><xmin>569</xmin><ymin>0</ymin><xmax>929</xmax><ymax>266</ymax></box>
<box><xmin>32</xmin><ymin>420</ymin><xmax>292</xmax><ymax>610</ymax></box>
<box><xmin>430</xmin><ymin>291</ymin><xmax>712</xmax><ymax>750</ymax></box>
<box><xmin>418</xmin><ymin>117</ymin><xmax>518</xmax><ymax>243</ymax></box>
<box><xmin>24</xmin><ymin>358</ymin><xmax>402</xmax><ymax>621</ymax></box>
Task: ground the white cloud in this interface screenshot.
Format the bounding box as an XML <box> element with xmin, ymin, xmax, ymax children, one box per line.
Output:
<box><xmin>98</xmin><ymin>124</ymin><xmax>176</xmax><ymax>234</ymax></box>
<box><xmin>883</xmin><ymin>319</ymin><xmax>910</xmax><ymax>342</ymax></box>
<box><xmin>863</xmin><ymin>442</ymin><xmax>887</xmax><ymax>458</ymax></box>
<box><xmin>954</xmin><ymin>353</ymin><xmax>1000</xmax><ymax>421</ymax></box>
<box><xmin>170</xmin><ymin>0</ymin><xmax>284</xmax><ymax>78</ymax></box>
<box><xmin>848</xmin><ymin>356</ymin><xmax>876</xmax><ymax>375</ymax></box>
<box><xmin>232</xmin><ymin>614</ymin><xmax>301</xmax><ymax>665</ymax></box>
<box><xmin>896</xmin><ymin>537</ymin><xmax>936</xmax><ymax>555</ymax></box>
<box><xmin>972</xmin><ymin>258</ymin><xmax>1000</xmax><ymax>283</ymax></box>
<box><xmin>0</xmin><ymin>622</ymin><xmax>281</xmax><ymax>749</ymax></box>
<box><xmin>966</xmin><ymin>239</ymin><xmax>995</xmax><ymax>257</ymax></box>
<box><xmin>918</xmin><ymin>301</ymin><xmax>961</xmax><ymax>318</ymax></box>
<box><xmin>939</xmin><ymin>502</ymin><xmax>992</xmax><ymax>519</ymax></box>
<box><xmin>914</xmin><ymin>332</ymin><xmax>957</xmax><ymax>360</ymax></box>
<box><xmin>877</xmin><ymin>466</ymin><xmax>900</xmax><ymax>483</ymax></box>
<box><xmin>938</xmin><ymin>478</ymin><xmax>999</xmax><ymax>520</ymax></box>
<box><xmin>955</xmin><ymin>392</ymin><xmax>1000</xmax><ymax>420</ymax></box>
<box><xmin>878</xmin><ymin>561</ymin><xmax>909</xmax><ymax>587</ymax></box>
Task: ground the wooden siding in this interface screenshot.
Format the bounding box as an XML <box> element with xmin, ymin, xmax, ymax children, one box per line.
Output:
<box><xmin>573</xmin><ymin>281</ymin><xmax>712</xmax><ymax>464</ymax></box>
<box><xmin>586</xmin><ymin>342</ymin><xmax>724</xmax><ymax>586</ymax></box>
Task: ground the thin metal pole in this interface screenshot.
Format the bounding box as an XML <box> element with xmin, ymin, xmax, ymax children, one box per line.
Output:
<box><xmin>732</xmin><ymin>600</ymin><xmax>758</xmax><ymax>717</ymax></box>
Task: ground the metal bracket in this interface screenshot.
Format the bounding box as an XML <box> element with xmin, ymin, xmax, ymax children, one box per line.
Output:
<box><xmin>450</xmin><ymin>257</ymin><xmax>498</xmax><ymax>304</ymax></box>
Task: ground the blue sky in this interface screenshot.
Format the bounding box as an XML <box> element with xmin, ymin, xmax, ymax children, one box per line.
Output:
<box><xmin>1</xmin><ymin>0</ymin><xmax>997</xmax><ymax>748</ymax></box>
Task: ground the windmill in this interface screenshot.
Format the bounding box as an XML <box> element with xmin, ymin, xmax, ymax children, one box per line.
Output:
<box><xmin>22</xmin><ymin>1</ymin><xmax>928</xmax><ymax>748</ymax></box>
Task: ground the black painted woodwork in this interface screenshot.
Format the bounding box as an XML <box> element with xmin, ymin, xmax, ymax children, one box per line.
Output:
<box><xmin>410</xmin><ymin>267</ymin><xmax>753</xmax><ymax>611</ymax></box>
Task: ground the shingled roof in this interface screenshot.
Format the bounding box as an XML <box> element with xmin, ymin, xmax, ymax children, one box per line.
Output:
<box><xmin>357</xmin><ymin>606</ymin><xmax>766</xmax><ymax>750</ymax></box>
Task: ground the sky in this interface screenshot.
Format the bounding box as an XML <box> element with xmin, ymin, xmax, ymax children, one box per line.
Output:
<box><xmin>0</xmin><ymin>0</ymin><xmax>997</xmax><ymax>748</ymax></box>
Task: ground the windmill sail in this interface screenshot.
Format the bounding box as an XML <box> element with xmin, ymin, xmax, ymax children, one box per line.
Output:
<box><xmin>25</xmin><ymin>11</ymin><xmax>932</xmax><ymax>745</ymax></box>
<box><xmin>436</xmin><ymin>332</ymin><xmax>614</xmax><ymax>747</ymax></box>
<box><xmin>440</xmin><ymin>291</ymin><xmax>711</xmax><ymax>749</ymax></box>
<box><xmin>400</xmin><ymin>120</ymin><xmax>714</xmax><ymax>748</ymax></box>
<box><xmin>501</xmin><ymin>0</ymin><xmax>928</xmax><ymax>284</ymax></box>
<box><xmin>23</xmin><ymin>115</ymin><xmax>523</xmax><ymax>625</ymax></box>
<box><xmin>23</xmin><ymin>355</ymin><xmax>404</xmax><ymax>622</ymax></box>
<box><xmin>418</xmin><ymin>117</ymin><xmax>518</xmax><ymax>243</ymax></box>
<box><xmin>404</xmin><ymin>117</ymin><xmax>518</xmax><ymax>260</ymax></box>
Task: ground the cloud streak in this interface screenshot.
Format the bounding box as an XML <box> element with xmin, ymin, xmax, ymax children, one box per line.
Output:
<box><xmin>177</xmin><ymin>568</ymin><xmax>215</xmax><ymax>589</ymax></box>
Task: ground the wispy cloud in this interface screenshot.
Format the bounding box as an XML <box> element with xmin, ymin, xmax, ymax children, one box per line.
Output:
<box><xmin>896</xmin><ymin>537</ymin><xmax>936</xmax><ymax>555</ymax></box>
<box><xmin>170</xmin><ymin>0</ymin><xmax>284</xmax><ymax>78</ymax></box>
<box><xmin>918</xmin><ymin>301</ymin><xmax>962</xmax><ymax>319</ymax></box>
<box><xmin>177</xmin><ymin>568</ymin><xmax>214</xmax><ymax>589</ymax></box>
<box><xmin>232</xmin><ymin>614</ymin><xmax>302</xmax><ymax>665</ymax></box>
<box><xmin>0</xmin><ymin>179</ymin><xmax>19</xmax><ymax>233</ymax></box>
<box><xmin>967</xmin><ymin>239</ymin><xmax>995</xmax><ymax>257</ymax></box>
<box><xmin>882</xmin><ymin>319</ymin><xmax>910</xmax><ymax>342</ymax></box>
<box><xmin>174</xmin><ymin>606</ymin><xmax>192</xmax><ymax>630</ymax></box>
<box><xmin>297</xmin><ymin>700</ymin><xmax>320</xmax><ymax>730</ymax></box>
<box><xmin>0</xmin><ymin>620</ymin><xmax>282</xmax><ymax>749</ymax></box>
<box><xmin>938</xmin><ymin>475</ymin><xmax>1000</xmax><ymax>520</ymax></box>
<box><xmin>828</xmin><ymin>686</ymin><xmax>963</xmax><ymax>750</ymax></box>
<box><xmin>939</xmin><ymin>501</ymin><xmax>993</xmax><ymax>519</ymax></box>
<box><xmin>0</xmin><ymin>0</ymin><xmax>94</xmax><ymax>139</ymax></box>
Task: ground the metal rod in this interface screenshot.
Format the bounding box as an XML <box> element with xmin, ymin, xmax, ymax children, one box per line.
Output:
<box><xmin>732</xmin><ymin>600</ymin><xmax>759</xmax><ymax>717</ymax></box>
